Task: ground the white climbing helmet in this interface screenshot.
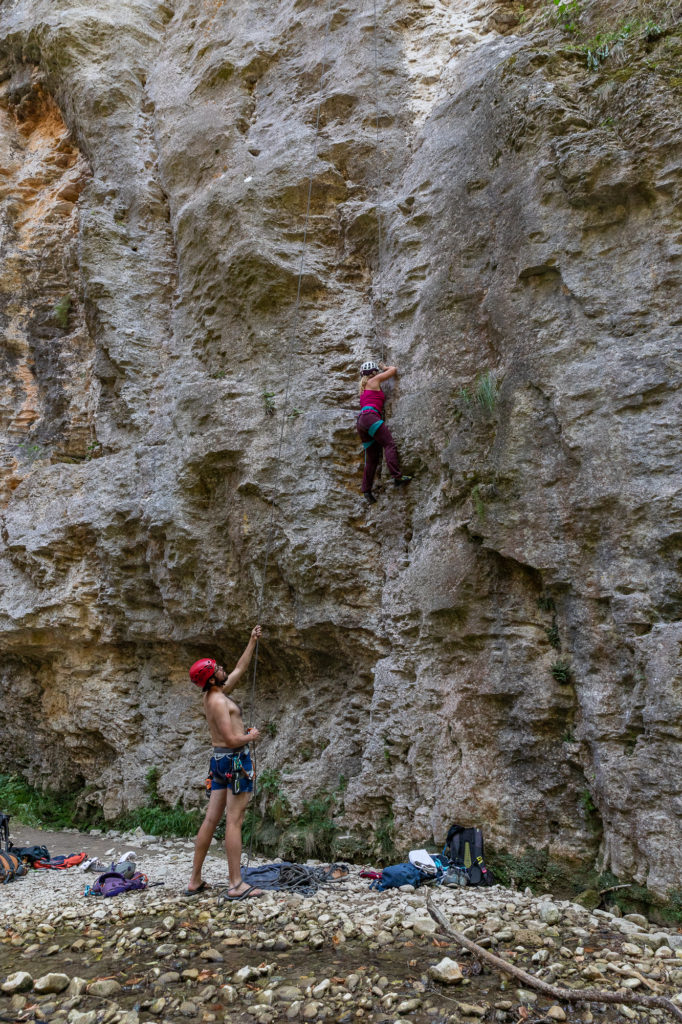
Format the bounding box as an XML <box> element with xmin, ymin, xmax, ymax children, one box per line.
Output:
<box><xmin>361</xmin><ymin>361</ymin><xmax>380</xmax><ymax>374</ymax></box>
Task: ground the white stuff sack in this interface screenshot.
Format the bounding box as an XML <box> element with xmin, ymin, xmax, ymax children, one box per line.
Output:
<box><xmin>408</xmin><ymin>848</ymin><xmax>437</xmax><ymax>875</ymax></box>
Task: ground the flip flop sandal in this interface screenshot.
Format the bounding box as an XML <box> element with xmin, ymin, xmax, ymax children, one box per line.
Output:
<box><xmin>220</xmin><ymin>884</ymin><xmax>262</xmax><ymax>902</ymax></box>
<box><xmin>183</xmin><ymin>881</ymin><xmax>212</xmax><ymax>897</ymax></box>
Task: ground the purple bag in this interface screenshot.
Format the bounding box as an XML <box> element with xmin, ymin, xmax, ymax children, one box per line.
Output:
<box><xmin>91</xmin><ymin>870</ymin><xmax>148</xmax><ymax>898</ymax></box>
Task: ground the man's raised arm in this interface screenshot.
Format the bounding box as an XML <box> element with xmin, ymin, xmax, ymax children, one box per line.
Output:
<box><xmin>224</xmin><ymin>625</ymin><xmax>262</xmax><ymax>693</ymax></box>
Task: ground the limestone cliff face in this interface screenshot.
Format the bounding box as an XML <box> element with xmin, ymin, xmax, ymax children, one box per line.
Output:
<box><xmin>0</xmin><ymin>0</ymin><xmax>680</xmax><ymax>893</ymax></box>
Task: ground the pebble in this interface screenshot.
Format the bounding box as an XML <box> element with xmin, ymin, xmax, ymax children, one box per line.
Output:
<box><xmin>428</xmin><ymin>957</ymin><xmax>464</xmax><ymax>984</ymax></box>
<box><xmin>539</xmin><ymin>902</ymin><xmax>560</xmax><ymax>925</ymax></box>
<box><xmin>1</xmin><ymin>971</ymin><xmax>33</xmax><ymax>993</ymax></box>
<box><xmin>457</xmin><ymin>1003</ymin><xmax>487</xmax><ymax>1017</ymax></box>
<box><xmin>624</xmin><ymin>914</ymin><xmax>648</xmax><ymax>928</ymax></box>
<box><xmin>34</xmin><ymin>973</ymin><xmax>70</xmax><ymax>994</ymax></box>
<box><xmin>68</xmin><ymin>1012</ymin><xmax>97</xmax><ymax>1024</ymax></box>
<box><xmin>200</xmin><ymin>947</ymin><xmax>224</xmax><ymax>961</ymax></box>
<box><xmin>619</xmin><ymin>1007</ymin><xmax>637</xmax><ymax>1020</ymax></box>
<box><xmin>87</xmin><ymin>978</ymin><xmax>121</xmax><ymax>996</ymax></box>
<box><xmin>274</xmin><ymin>986</ymin><xmax>304</xmax><ymax>1002</ymax></box>
<box><xmin>546</xmin><ymin>1007</ymin><xmax>566</xmax><ymax>1021</ymax></box>
<box><xmin>302</xmin><ymin>1000</ymin><xmax>322</xmax><ymax>1019</ymax></box>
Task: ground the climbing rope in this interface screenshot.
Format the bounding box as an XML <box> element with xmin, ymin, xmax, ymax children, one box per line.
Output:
<box><xmin>217</xmin><ymin>863</ymin><xmax>349</xmax><ymax>903</ymax></box>
<box><xmin>244</xmin><ymin>1</ymin><xmax>334</xmax><ymax>865</ymax></box>
<box><xmin>372</xmin><ymin>0</ymin><xmax>387</xmax><ymax>363</ymax></box>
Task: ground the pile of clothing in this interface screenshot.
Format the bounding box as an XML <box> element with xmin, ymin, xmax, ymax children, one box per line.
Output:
<box><xmin>363</xmin><ymin>825</ymin><xmax>496</xmax><ymax>892</ymax></box>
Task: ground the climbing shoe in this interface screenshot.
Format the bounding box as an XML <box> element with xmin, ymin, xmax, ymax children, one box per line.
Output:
<box><xmin>363</xmin><ymin>491</ymin><xmax>377</xmax><ymax>504</ymax></box>
<box><xmin>394</xmin><ymin>475</ymin><xmax>412</xmax><ymax>487</ymax></box>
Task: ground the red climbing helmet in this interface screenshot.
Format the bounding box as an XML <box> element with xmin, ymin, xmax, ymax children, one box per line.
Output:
<box><xmin>189</xmin><ymin>658</ymin><xmax>217</xmax><ymax>688</ymax></box>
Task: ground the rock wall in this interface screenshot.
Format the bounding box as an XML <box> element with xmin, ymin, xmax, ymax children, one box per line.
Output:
<box><xmin>0</xmin><ymin>0</ymin><xmax>680</xmax><ymax>893</ymax></box>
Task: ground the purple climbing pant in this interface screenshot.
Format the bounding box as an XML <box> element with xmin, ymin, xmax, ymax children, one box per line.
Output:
<box><xmin>356</xmin><ymin>409</ymin><xmax>401</xmax><ymax>493</ymax></box>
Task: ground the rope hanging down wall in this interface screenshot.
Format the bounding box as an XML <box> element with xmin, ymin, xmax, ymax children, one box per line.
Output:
<box><xmin>244</xmin><ymin>1</ymin><xmax>390</xmax><ymax>864</ymax></box>
<box><xmin>372</xmin><ymin>0</ymin><xmax>387</xmax><ymax>364</ymax></box>
<box><xmin>244</xmin><ymin>1</ymin><xmax>334</xmax><ymax>863</ymax></box>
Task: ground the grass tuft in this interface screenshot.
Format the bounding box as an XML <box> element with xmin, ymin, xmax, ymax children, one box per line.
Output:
<box><xmin>54</xmin><ymin>296</ymin><xmax>71</xmax><ymax>329</ymax></box>
<box><xmin>475</xmin><ymin>370</ymin><xmax>498</xmax><ymax>414</ymax></box>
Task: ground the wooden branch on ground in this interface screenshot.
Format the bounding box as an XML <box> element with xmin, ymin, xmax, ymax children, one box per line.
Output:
<box><xmin>599</xmin><ymin>883</ymin><xmax>632</xmax><ymax>896</ymax></box>
<box><xmin>426</xmin><ymin>894</ymin><xmax>682</xmax><ymax>1023</ymax></box>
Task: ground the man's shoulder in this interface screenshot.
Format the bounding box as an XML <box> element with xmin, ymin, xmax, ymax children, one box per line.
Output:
<box><xmin>205</xmin><ymin>689</ymin><xmax>233</xmax><ymax>712</ymax></box>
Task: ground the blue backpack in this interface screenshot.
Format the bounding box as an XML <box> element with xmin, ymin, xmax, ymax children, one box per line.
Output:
<box><xmin>372</xmin><ymin>862</ymin><xmax>423</xmax><ymax>891</ymax></box>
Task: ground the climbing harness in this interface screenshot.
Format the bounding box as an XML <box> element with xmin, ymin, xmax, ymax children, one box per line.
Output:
<box><xmin>205</xmin><ymin>746</ymin><xmax>255</xmax><ymax>796</ymax></box>
<box><xmin>358</xmin><ymin>406</ymin><xmax>384</xmax><ymax>449</ymax></box>
<box><xmin>244</xmin><ymin>1</ymin><xmax>334</xmax><ymax>865</ymax></box>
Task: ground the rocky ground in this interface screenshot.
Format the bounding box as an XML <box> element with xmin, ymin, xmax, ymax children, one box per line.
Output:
<box><xmin>1</xmin><ymin>830</ymin><xmax>682</xmax><ymax>1024</ymax></box>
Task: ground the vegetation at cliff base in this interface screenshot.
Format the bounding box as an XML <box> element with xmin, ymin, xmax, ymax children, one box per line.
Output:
<box><xmin>0</xmin><ymin>769</ymin><xmax>200</xmax><ymax>838</ymax></box>
<box><xmin>0</xmin><ymin>773</ymin><xmax>95</xmax><ymax>831</ymax></box>
<box><xmin>114</xmin><ymin>766</ymin><xmax>202</xmax><ymax>838</ymax></box>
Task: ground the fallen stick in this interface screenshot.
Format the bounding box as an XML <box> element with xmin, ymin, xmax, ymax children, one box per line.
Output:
<box><xmin>599</xmin><ymin>883</ymin><xmax>632</xmax><ymax>896</ymax></box>
<box><xmin>426</xmin><ymin>894</ymin><xmax>682</xmax><ymax>1022</ymax></box>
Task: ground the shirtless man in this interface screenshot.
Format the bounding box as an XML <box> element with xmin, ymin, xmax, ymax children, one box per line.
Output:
<box><xmin>186</xmin><ymin>626</ymin><xmax>263</xmax><ymax>899</ymax></box>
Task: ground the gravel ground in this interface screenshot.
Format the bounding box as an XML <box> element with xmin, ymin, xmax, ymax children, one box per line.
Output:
<box><xmin>2</xmin><ymin>828</ymin><xmax>682</xmax><ymax>1024</ymax></box>
<box><xmin>1</xmin><ymin>825</ymin><xmax>209</xmax><ymax>918</ymax></box>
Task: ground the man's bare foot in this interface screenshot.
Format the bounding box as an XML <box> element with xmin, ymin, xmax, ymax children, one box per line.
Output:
<box><xmin>183</xmin><ymin>880</ymin><xmax>211</xmax><ymax>897</ymax></box>
<box><xmin>224</xmin><ymin>881</ymin><xmax>264</xmax><ymax>901</ymax></box>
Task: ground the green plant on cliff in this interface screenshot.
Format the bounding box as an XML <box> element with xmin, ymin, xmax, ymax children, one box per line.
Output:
<box><xmin>580</xmin><ymin>15</ymin><xmax>672</xmax><ymax>71</ymax></box>
<box><xmin>262</xmin><ymin>389</ymin><xmax>276</xmax><ymax>417</ymax></box>
<box><xmin>471</xmin><ymin>485</ymin><xmax>486</xmax><ymax>520</ymax></box>
<box><xmin>280</xmin><ymin>792</ymin><xmax>339</xmax><ymax>861</ymax></box>
<box><xmin>375</xmin><ymin>812</ymin><xmax>398</xmax><ymax>863</ymax></box>
<box><xmin>545</xmin><ymin>617</ymin><xmax>561</xmax><ymax>650</ymax></box>
<box><xmin>54</xmin><ymin>295</ymin><xmax>71</xmax><ymax>329</ymax></box>
<box><xmin>548</xmin><ymin>0</ymin><xmax>581</xmax><ymax>33</ymax></box>
<box><xmin>456</xmin><ymin>370</ymin><xmax>499</xmax><ymax>418</ymax></box>
<box><xmin>475</xmin><ymin>370</ymin><xmax>498</xmax><ymax>414</ymax></box>
<box><xmin>144</xmin><ymin>766</ymin><xmax>161</xmax><ymax>806</ymax></box>
<box><xmin>579</xmin><ymin>788</ymin><xmax>596</xmax><ymax>814</ymax></box>
<box><xmin>551</xmin><ymin>658</ymin><xmax>572</xmax><ymax>684</ymax></box>
<box><xmin>18</xmin><ymin>441</ymin><xmax>46</xmax><ymax>464</ymax></box>
<box><xmin>457</xmin><ymin>385</ymin><xmax>472</xmax><ymax>407</ymax></box>
<box><xmin>243</xmin><ymin>768</ymin><xmax>342</xmax><ymax>860</ymax></box>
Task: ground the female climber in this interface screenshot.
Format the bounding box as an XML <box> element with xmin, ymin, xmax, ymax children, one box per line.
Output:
<box><xmin>356</xmin><ymin>360</ymin><xmax>411</xmax><ymax>504</ymax></box>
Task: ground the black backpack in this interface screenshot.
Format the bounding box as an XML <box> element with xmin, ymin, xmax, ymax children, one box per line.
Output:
<box><xmin>0</xmin><ymin>850</ymin><xmax>26</xmax><ymax>884</ymax></box>
<box><xmin>10</xmin><ymin>844</ymin><xmax>50</xmax><ymax>865</ymax></box>
<box><xmin>444</xmin><ymin>825</ymin><xmax>495</xmax><ymax>886</ymax></box>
